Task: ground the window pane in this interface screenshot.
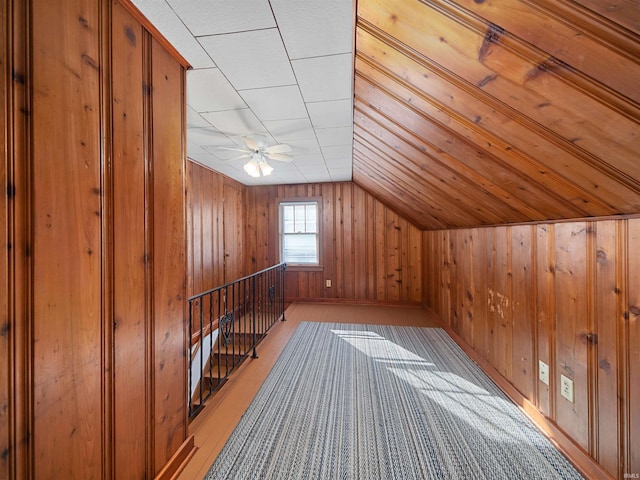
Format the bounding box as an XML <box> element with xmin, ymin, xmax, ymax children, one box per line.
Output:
<box><xmin>294</xmin><ymin>205</ymin><xmax>306</xmax><ymax>232</ymax></box>
<box><xmin>282</xmin><ymin>205</ymin><xmax>294</xmax><ymax>233</ymax></box>
<box><xmin>283</xmin><ymin>234</ymin><xmax>318</xmax><ymax>264</ymax></box>
<box><xmin>305</xmin><ymin>205</ymin><xmax>317</xmax><ymax>233</ymax></box>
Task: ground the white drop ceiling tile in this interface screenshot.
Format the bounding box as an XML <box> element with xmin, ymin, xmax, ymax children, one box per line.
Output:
<box><xmin>270</xmin><ymin>0</ymin><xmax>353</xmax><ymax>59</ymax></box>
<box><xmin>307</xmin><ymin>99</ymin><xmax>353</xmax><ymax>129</ymax></box>
<box><xmin>325</xmin><ymin>158</ymin><xmax>352</xmax><ymax>170</ymax></box>
<box><xmin>321</xmin><ymin>144</ymin><xmax>353</xmax><ymax>160</ymax></box>
<box><xmin>292</xmin><ymin>54</ymin><xmax>353</xmax><ymax>103</ymax></box>
<box><xmin>187</xmin><ymin>106</ymin><xmax>211</xmax><ymax>128</ymax></box>
<box><xmin>167</xmin><ymin>0</ymin><xmax>275</xmax><ymax>37</ymax></box>
<box><xmin>243</xmin><ymin>176</ymin><xmax>270</xmax><ymax>185</ymax></box>
<box><xmin>187</xmin><ymin>69</ymin><xmax>246</xmax><ymax>112</ymax></box>
<box><xmin>200</xmin><ymin>109</ymin><xmax>265</xmax><ymax>136</ymax></box>
<box><xmin>304</xmin><ymin>173</ymin><xmax>333</xmax><ymax>183</ymax></box>
<box><xmin>301</xmin><ymin>165</ymin><xmax>330</xmax><ymax>175</ymax></box>
<box><xmin>268</xmin><ymin>162</ymin><xmax>299</xmax><ymax>173</ymax></box>
<box><xmin>202</xmin><ymin>145</ymin><xmax>247</xmax><ymax>161</ymax></box>
<box><xmin>187</xmin><ymin>127</ymin><xmax>231</xmax><ymax>148</ymax></box>
<box><xmin>284</xmin><ymin>138</ymin><xmax>322</xmax><ymax>156</ymax></box>
<box><xmin>316</xmin><ymin>126</ymin><xmax>353</xmax><ymax>147</ymax></box>
<box><xmin>215</xmin><ymin>161</ymin><xmax>245</xmax><ymax>174</ymax></box>
<box><xmin>291</xmin><ymin>154</ymin><xmax>326</xmax><ymax>166</ymax></box>
<box><xmin>263</xmin><ymin>118</ymin><xmax>316</xmax><ymax>141</ymax></box>
<box><xmin>273</xmin><ymin>173</ymin><xmax>306</xmax><ymax>184</ymax></box>
<box><xmin>188</xmin><ymin>151</ymin><xmax>222</xmax><ymax>169</ymax></box>
<box><xmin>187</xmin><ymin>141</ymin><xmax>209</xmax><ymax>158</ymax></box>
<box><xmin>130</xmin><ymin>0</ymin><xmax>214</xmax><ymax>68</ymax></box>
<box><xmin>239</xmin><ymin>85</ymin><xmax>307</xmax><ymax>121</ymax></box>
<box><xmin>198</xmin><ymin>29</ymin><xmax>295</xmax><ymax>90</ymax></box>
<box><xmin>273</xmin><ymin>169</ymin><xmax>303</xmax><ymax>177</ymax></box>
<box><xmin>330</xmin><ymin>169</ymin><xmax>353</xmax><ymax>181</ymax></box>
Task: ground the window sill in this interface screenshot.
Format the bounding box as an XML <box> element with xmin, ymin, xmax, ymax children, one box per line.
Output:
<box><xmin>285</xmin><ymin>264</ymin><xmax>324</xmax><ymax>272</ymax></box>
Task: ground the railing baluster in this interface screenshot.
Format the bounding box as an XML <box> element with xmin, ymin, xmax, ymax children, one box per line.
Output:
<box><xmin>251</xmin><ymin>273</ymin><xmax>258</xmax><ymax>359</ymax></box>
<box><xmin>188</xmin><ymin>263</ymin><xmax>285</xmax><ymax>418</ymax></box>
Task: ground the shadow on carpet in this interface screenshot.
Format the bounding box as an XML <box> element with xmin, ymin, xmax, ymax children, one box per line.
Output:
<box><xmin>204</xmin><ymin>322</ymin><xmax>583</xmax><ymax>479</ymax></box>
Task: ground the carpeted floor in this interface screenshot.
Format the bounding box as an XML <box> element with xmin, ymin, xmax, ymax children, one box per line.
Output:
<box><xmin>204</xmin><ymin>322</ymin><xmax>583</xmax><ymax>479</ymax></box>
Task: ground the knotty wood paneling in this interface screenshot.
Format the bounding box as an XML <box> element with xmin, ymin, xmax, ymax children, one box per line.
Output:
<box><xmin>112</xmin><ymin>3</ymin><xmax>146</xmax><ymax>476</ymax></box>
<box><xmin>186</xmin><ymin>161</ymin><xmax>247</xmax><ymax>298</ymax></box>
<box><xmin>1</xmin><ymin>1</ymin><xmax>193</xmax><ymax>478</ymax></box>
<box><xmin>628</xmin><ymin>219</ymin><xmax>640</xmax><ymax>475</ymax></box>
<box><xmin>150</xmin><ymin>36</ymin><xmax>188</xmax><ymax>475</ymax></box>
<box><xmin>554</xmin><ymin>222</ymin><xmax>590</xmax><ymax>450</ymax></box>
<box><xmin>535</xmin><ymin>224</ymin><xmax>554</xmax><ymax>418</ymax></box>
<box><xmin>31</xmin><ymin>1</ymin><xmax>103</xmax><ymax>476</ymax></box>
<box><xmin>424</xmin><ymin>217</ymin><xmax>639</xmax><ymax>479</ymax></box>
<box><xmin>245</xmin><ymin>182</ymin><xmax>422</xmax><ymax>304</ymax></box>
<box><xmin>595</xmin><ymin>220</ymin><xmax>622</xmax><ymax>475</ymax></box>
<box><xmin>354</xmin><ymin>0</ymin><xmax>640</xmax><ymax>230</ymax></box>
<box><xmin>223</xmin><ymin>178</ymin><xmax>246</xmax><ymax>284</ymax></box>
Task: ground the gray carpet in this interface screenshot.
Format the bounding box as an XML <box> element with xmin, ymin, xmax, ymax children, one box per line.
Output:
<box><xmin>204</xmin><ymin>322</ymin><xmax>583</xmax><ymax>479</ymax></box>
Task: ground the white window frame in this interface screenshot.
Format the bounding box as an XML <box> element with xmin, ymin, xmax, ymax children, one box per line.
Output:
<box><xmin>277</xmin><ymin>198</ymin><xmax>322</xmax><ymax>271</ymax></box>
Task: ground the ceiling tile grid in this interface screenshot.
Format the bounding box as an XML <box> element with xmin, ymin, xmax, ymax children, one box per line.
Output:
<box><xmin>131</xmin><ymin>0</ymin><xmax>355</xmax><ymax>185</ymax></box>
<box><xmin>133</xmin><ymin>0</ymin><xmax>640</xmax><ymax>231</ymax></box>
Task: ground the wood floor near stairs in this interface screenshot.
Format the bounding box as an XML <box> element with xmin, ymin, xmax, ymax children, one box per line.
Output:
<box><xmin>178</xmin><ymin>302</ymin><xmax>441</xmax><ymax>480</ymax></box>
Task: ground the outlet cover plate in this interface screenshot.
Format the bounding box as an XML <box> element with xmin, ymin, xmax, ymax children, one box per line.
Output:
<box><xmin>539</xmin><ymin>361</ymin><xmax>549</xmax><ymax>385</ymax></box>
<box><xmin>560</xmin><ymin>374</ymin><xmax>574</xmax><ymax>403</ymax></box>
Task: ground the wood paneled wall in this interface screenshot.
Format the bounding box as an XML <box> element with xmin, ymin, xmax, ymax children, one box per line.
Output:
<box><xmin>187</xmin><ymin>161</ymin><xmax>246</xmax><ymax>297</ymax></box>
<box><xmin>1</xmin><ymin>1</ymin><xmax>193</xmax><ymax>479</ymax></box>
<box><xmin>423</xmin><ymin>218</ymin><xmax>640</xmax><ymax>479</ymax></box>
<box><xmin>246</xmin><ymin>182</ymin><xmax>423</xmax><ymax>304</ymax></box>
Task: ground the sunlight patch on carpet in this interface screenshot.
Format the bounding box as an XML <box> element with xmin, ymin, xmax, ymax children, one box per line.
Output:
<box><xmin>204</xmin><ymin>322</ymin><xmax>582</xmax><ymax>480</ymax></box>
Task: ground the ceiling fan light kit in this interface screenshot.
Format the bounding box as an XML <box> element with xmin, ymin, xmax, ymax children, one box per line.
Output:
<box><xmin>219</xmin><ymin>134</ymin><xmax>292</xmax><ymax>178</ymax></box>
<box><xmin>243</xmin><ymin>152</ymin><xmax>274</xmax><ymax>178</ymax></box>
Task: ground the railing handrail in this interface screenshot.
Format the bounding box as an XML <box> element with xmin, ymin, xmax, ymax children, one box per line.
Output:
<box><xmin>188</xmin><ymin>262</ymin><xmax>287</xmax><ymax>302</ymax></box>
<box><xmin>188</xmin><ymin>262</ymin><xmax>286</xmax><ymax>418</ymax></box>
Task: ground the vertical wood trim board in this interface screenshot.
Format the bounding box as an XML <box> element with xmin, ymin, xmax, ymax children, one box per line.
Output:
<box><xmin>423</xmin><ymin>218</ymin><xmax>639</xmax><ymax>479</ymax></box>
<box><xmin>2</xmin><ymin>0</ymin><xmax>33</xmax><ymax>477</ymax></box>
<box><xmin>1</xmin><ymin>0</ymin><xmax>194</xmax><ymax>478</ymax></box>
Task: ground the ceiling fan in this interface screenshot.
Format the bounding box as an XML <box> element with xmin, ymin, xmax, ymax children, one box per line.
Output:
<box><xmin>221</xmin><ymin>134</ymin><xmax>293</xmax><ymax>178</ymax></box>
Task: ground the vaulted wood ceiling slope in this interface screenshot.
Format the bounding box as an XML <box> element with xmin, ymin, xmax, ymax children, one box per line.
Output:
<box><xmin>353</xmin><ymin>0</ymin><xmax>640</xmax><ymax>231</ymax></box>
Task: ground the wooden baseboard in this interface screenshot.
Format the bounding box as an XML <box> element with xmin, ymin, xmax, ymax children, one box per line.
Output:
<box><xmin>438</xmin><ymin>322</ymin><xmax>614</xmax><ymax>480</ymax></box>
<box><xmin>285</xmin><ymin>297</ymin><xmax>422</xmax><ymax>307</ymax></box>
<box><xmin>154</xmin><ymin>435</ymin><xmax>197</xmax><ymax>480</ymax></box>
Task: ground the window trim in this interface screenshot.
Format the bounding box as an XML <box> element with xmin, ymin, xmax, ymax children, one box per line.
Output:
<box><xmin>277</xmin><ymin>197</ymin><xmax>323</xmax><ymax>271</ymax></box>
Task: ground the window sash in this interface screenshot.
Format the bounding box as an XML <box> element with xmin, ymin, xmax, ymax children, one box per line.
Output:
<box><xmin>279</xmin><ymin>201</ymin><xmax>320</xmax><ymax>266</ymax></box>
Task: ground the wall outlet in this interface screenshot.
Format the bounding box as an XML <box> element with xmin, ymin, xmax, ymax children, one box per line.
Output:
<box><xmin>560</xmin><ymin>374</ymin><xmax>574</xmax><ymax>403</ymax></box>
<box><xmin>326</xmin><ymin>279</ymin><xmax>331</xmax><ymax>288</ymax></box>
<box><xmin>538</xmin><ymin>361</ymin><xmax>549</xmax><ymax>386</ymax></box>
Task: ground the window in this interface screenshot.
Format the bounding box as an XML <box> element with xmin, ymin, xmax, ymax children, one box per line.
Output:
<box><xmin>279</xmin><ymin>200</ymin><xmax>321</xmax><ymax>268</ymax></box>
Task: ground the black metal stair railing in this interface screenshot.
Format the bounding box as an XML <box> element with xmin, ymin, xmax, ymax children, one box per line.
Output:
<box><xmin>188</xmin><ymin>263</ymin><xmax>286</xmax><ymax>419</ymax></box>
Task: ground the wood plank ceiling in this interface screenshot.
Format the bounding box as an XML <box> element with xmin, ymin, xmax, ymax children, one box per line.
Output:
<box><xmin>353</xmin><ymin>0</ymin><xmax>640</xmax><ymax>230</ymax></box>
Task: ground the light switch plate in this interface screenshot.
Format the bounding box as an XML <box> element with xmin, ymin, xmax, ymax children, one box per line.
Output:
<box><xmin>560</xmin><ymin>374</ymin><xmax>574</xmax><ymax>403</ymax></box>
<box><xmin>326</xmin><ymin>279</ymin><xmax>331</xmax><ymax>288</ymax></box>
<box><xmin>539</xmin><ymin>361</ymin><xmax>549</xmax><ymax>386</ymax></box>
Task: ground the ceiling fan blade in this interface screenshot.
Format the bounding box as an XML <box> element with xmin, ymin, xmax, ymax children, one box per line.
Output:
<box><xmin>242</xmin><ymin>135</ymin><xmax>259</xmax><ymax>151</ymax></box>
<box><xmin>217</xmin><ymin>146</ymin><xmax>250</xmax><ymax>153</ymax></box>
<box><xmin>264</xmin><ymin>143</ymin><xmax>291</xmax><ymax>154</ymax></box>
<box><xmin>227</xmin><ymin>154</ymin><xmax>251</xmax><ymax>161</ymax></box>
<box><xmin>266</xmin><ymin>153</ymin><xmax>293</xmax><ymax>162</ymax></box>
